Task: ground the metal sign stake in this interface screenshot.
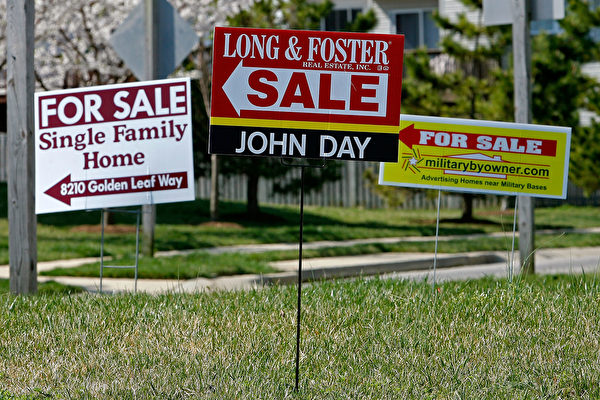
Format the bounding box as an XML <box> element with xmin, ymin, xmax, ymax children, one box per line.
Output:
<box><xmin>432</xmin><ymin>189</ymin><xmax>442</xmax><ymax>291</ymax></box>
<box><xmin>100</xmin><ymin>208</ymin><xmax>141</xmax><ymax>293</ymax></box>
<box><xmin>279</xmin><ymin>158</ymin><xmax>326</xmax><ymax>392</ymax></box>
<box><xmin>295</xmin><ymin>165</ymin><xmax>305</xmax><ymax>392</ymax></box>
<box><xmin>509</xmin><ymin>196</ymin><xmax>519</xmax><ymax>283</ymax></box>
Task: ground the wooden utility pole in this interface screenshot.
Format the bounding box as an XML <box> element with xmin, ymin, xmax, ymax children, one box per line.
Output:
<box><xmin>7</xmin><ymin>0</ymin><xmax>37</xmax><ymax>294</ymax></box>
<box><xmin>512</xmin><ymin>0</ymin><xmax>535</xmax><ymax>274</ymax></box>
<box><xmin>142</xmin><ymin>0</ymin><xmax>158</xmax><ymax>256</ymax></box>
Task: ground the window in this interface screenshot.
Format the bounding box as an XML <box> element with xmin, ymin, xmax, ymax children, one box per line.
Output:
<box><xmin>531</xmin><ymin>1</ymin><xmax>598</xmax><ymax>38</ymax></box>
<box><xmin>394</xmin><ymin>10</ymin><xmax>439</xmax><ymax>50</ymax></box>
<box><xmin>530</xmin><ymin>20</ymin><xmax>561</xmax><ymax>35</ymax></box>
<box><xmin>324</xmin><ymin>8</ymin><xmax>362</xmax><ymax>32</ymax></box>
<box><xmin>589</xmin><ymin>0</ymin><xmax>600</xmax><ymax>42</ymax></box>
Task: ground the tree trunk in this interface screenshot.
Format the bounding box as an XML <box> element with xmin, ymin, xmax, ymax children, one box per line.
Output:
<box><xmin>461</xmin><ymin>193</ymin><xmax>474</xmax><ymax>221</ymax></box>
<box><xmin>247</xmin><ymin>171</ymin><xmax>260</xmax><ymax>217</ymax></box>
<box><xmin>142</xmin><ymin>204</ymin><xmax>155</xmax><ymax>257</ymax></box>
<box><xmin>103</xmin><ymin>210</ymin><xmax>115</xmax><ymax>226</ymax></box>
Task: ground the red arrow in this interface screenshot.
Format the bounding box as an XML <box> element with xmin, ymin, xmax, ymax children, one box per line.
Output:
<box><xmin>44</xmin><ymin>172</ymin><xmax>189</xmax><ymax>205</ymax></box>
<box><xmin>398</xmin><ymin>125</ymin><xmax>558</xmax><ymax>157</ymax></box>
<box><xmin>398</xmin><ymin>124</ymin><xmax>420</xmax><ymax>149</ymax></box>
<box><xmin>44</xmin><ymin>174</ymin><xmax>73</xmax><ymax>205</ymax></box>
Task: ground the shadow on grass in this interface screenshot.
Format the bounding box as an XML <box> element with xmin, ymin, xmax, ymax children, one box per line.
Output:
<box><xmin>439</xmin><ymin>216</ymin><xmax>575</xmax><ymax>231</ymax></box>
<box><xmin>1</xmin><ymin>181</ymin><xmax>486</xmax><ymax>238</ymax></box>
<box><xmin>1</xmin><ymin>182</ymin><xmax>570</xmax><ymax>236</ymax></box>
<box><xmin>0</xmin><ymin>279</ymin><xmax>84</xmax><ymax>295</ymax></box>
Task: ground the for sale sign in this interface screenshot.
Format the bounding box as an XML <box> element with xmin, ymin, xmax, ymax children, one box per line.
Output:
<box><xmin>379</xmin><ymin>115</ymin><xmax>571</xmax><ymax>198</ymax></box>
<box><xmin>209</xmin><ymin>27</ymin><xmax>404</xmax><ymax>161</ymax></box>
<box><xmin>35</xmin><ymin>78</ymin><xmax>195</xmax><ymax>214</ymax></box>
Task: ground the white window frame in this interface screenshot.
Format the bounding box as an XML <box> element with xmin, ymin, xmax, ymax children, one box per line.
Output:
<box><xmin>390</xmin><ymin>8</ymin><xmax>439</xmax><ymax>50</ymax></box>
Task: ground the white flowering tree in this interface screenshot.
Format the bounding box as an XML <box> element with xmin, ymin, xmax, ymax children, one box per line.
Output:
<box><xmin>0</xmin><ymin>0</ymin><xmax>252</xmax><ymax>91</ymax></box>
<box><xmin>1</xmin><ymin>0</ymin><xmax>252</xmax><ymax>242</ymax></box>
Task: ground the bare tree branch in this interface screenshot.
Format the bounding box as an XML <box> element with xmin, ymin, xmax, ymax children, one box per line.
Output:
<box><xmin>79</xmin><ymin>4</ymin><xmax>99</xmax><ymax>61</ymax></box>
<box><xmin>34</xmin><ymin>69</ymin><xmax>50</xmax><ymax>91</ymax></box>
<box><xmin>58</xmin><ymin>28</ymin><xmax>88</xmax><ymax>63</ymax></box>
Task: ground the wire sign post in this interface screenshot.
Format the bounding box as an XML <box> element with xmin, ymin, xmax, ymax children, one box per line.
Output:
<box><xmin>280</xmin><ymin>158</ymin><xmax>326</xmax><ymax>391</ymax></box>
<box><xmin>379</xmin><ymin>114</ymin><xmax>572</xmax><ymax>281</ymax></box>
<box><xmin>99</xmin><ymin>208</ymin><xmax>141</xmax><ymax>293</ymax></box>
<box><xmin>209</xmin><ymin>27</ymin><xmax>405</xmax><ymax>390</ymax></box>
<box><xmin>295</xmin><ymin>166</ymin><xmax>305</xmax><ymax>391</ymax></box>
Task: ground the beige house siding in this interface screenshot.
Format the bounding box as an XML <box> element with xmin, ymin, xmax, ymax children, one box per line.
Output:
<box><xmin>325</xmin><ymin>0</ymin><xmax>440</xmax><ymax>34</ymax></box>
<box><xmin>439</xmin><ymin>0</ymin><xmax>485</xmax><ymax>50</ymax></box>
<box><xmin>329</xmin><ymin>0</ymin><xmax>366</xmax><ymax>8</ymax></box>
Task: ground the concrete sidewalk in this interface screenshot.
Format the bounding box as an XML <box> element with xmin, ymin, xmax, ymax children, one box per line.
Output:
<box><xmin>383</xmin><ymin>246</ymin><xmax>600</xmax><ymax>284</ymax></box>
<box><xmin>1</xmin><ymin>246</ymin><xmax>597</xmax><ymax>294</ymax></box>
<box><xmin>1</xmin><ymin>250</ymin><xmax>504</xmax><ymax>293</ymax></box>
<box><xmin>1</xmin><ymin>229</ymin><xmax>599</xmax><ymax>294</ymax></box>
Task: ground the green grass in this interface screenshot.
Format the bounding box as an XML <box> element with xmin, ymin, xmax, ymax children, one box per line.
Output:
<box><xmin>41</xmin><ymin>232</ymin><xmax>600</xmax><ymax>279</ymax></box>
<box><xmin>41</xmin><ymin>252</ymin><xmax>278</xmax><ymax>280</ymax></box>
<box><xmin>0</xmin><ymin>279</ymin><xmax>84</xmax><ymax>295</ymax></box>
<box><xmin>1</xmin><ymin>274</ymin><xmax>600</xmax><ymax>398</ymax></box>
<box><xmin>0</xmin><ymin>390</ymin><xmax>41</xmax><ymax>400</ymax></box>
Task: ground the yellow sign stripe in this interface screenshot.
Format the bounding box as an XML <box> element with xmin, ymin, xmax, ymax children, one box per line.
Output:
<box><xmin>210</xmin><ymin>117</ymin><xmax>399</xmax><ymax>134</ymax></box>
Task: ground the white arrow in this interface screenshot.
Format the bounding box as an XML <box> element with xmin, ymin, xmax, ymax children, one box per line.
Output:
<box><xmin>222</xmin><ymin>61</ymin><xmax>388</xmax><ymax>118</ymax></box>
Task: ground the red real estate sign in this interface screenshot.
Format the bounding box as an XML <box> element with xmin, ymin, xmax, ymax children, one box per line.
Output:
<box><xmin>209</xmin><ymin>27</ymin><xmax>404</xmax><ymax>161</ymax></box>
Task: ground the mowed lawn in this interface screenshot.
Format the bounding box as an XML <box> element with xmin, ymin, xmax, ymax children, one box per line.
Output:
<box><xmin>40</xmin><ymin>231</ymin><xmax>600</xmax><ymax>280</ymax></box>
<box><xmin>1</xmin><ymin>274</ymin><xmax>600</xmax><ymax>399</ymax></box>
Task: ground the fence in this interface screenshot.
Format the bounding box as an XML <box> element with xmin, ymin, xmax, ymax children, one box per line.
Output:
<box><xmin>196</xmin><ymin>161</ymin><xmax>600</xmax><ymax>209</ymax></box>
<box><xmin>197</xmin><ymin>161</ymin><xmax>506</xmax><ymax>210</ymax></box>
<box><xmin>1</xmin><ymin>136</ymin><xmax>598</xmax><ymax>208</ymax></box>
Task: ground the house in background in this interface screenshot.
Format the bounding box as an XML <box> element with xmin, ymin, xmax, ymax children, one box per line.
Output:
<box><xmin>321</xmin><ymin>0</ymin><xmax>481</xmax><ymax>77</ymax></box>
<box><xmin>314</xmin><ymin>0</ymin><xmax>600</xmax><ymax>206</ymax></box>
<box><xmin>322</xmin><ymin>0</ymin><xmax>477</xmax><ymax>50</ymax></box>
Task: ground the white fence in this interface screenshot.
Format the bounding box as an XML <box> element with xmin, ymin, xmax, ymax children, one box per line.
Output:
<box><xmin>196</xmin><ymin>161</ymin><xmax>505</xmax><ymax>210</ymax></box>
<box><xmin>1</xmin><ymin>135</ymin><xmax>598</xmax><ymax>208</ymax></box>
<box><xmin>196</xmin><ymin>162</ymin><xmax>600</xmax><ymax>209</ymax></box>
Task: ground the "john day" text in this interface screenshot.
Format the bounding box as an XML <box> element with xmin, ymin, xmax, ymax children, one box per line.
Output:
<box><xmin>234</xmin><ymin>130</ymin><xmax>372</xmax><ymax>159</ymax></box>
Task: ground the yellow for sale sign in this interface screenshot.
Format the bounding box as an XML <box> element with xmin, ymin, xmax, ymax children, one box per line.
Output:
<box><xmin>379</xmin><ymin>115</ymin><xmax>571</xmax><ymax>198</ymax></box>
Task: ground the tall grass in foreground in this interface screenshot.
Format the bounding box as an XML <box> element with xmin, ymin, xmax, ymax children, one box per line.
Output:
<box><xmin>1</xmin><ymin>275</ymin><xmax>600</xmax><ymax>399</ymax></box>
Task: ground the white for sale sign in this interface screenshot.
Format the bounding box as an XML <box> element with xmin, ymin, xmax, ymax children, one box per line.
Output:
<box><xmin>35</xmin><ymin>78</ymin><xmax>195</xmax><ymax>214</ymax></box>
